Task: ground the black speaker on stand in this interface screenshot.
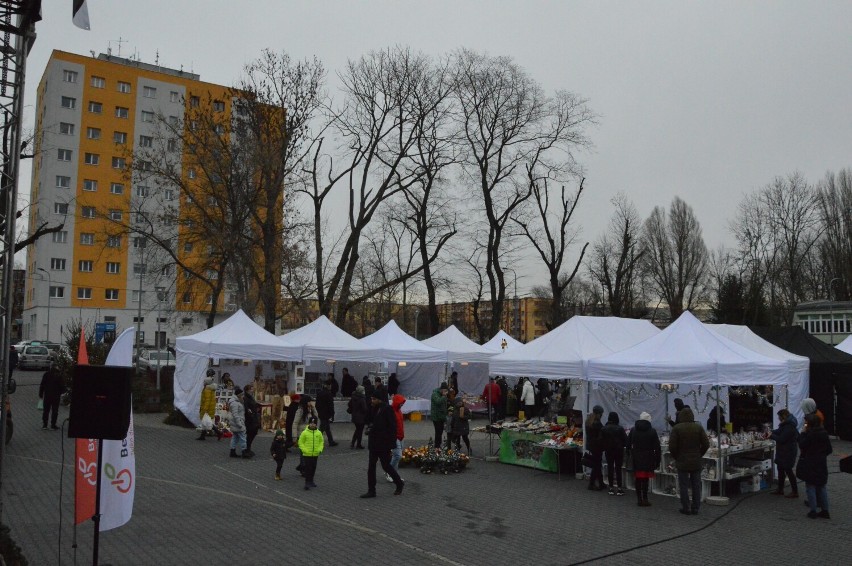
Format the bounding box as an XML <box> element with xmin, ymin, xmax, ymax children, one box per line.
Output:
<box><xmin>68</xmin><ymin>365</ymin><xmax>133</xmax><ymax>440</ymax></box>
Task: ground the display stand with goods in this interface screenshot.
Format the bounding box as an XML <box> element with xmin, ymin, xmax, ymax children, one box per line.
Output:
<box><xmin>474</xmin><ymin>418</ymin><xmax>583</xmax><ymax>474</ymax></box>
<box><xmin>400</xmin><ymin>440</ymin><xmax>470</xmax><ymax>474</ymax></box>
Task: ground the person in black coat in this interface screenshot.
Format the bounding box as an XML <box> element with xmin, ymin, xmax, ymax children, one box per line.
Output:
<box><xmin>348</xmin><ymin>385</ymin><xmax>368</xmax><ymax>449</ymax></box>
<box><xmin>284</xmin><ymin>394</ymin><xmax>301</xmax><ymax>448</ymax></box>
<box><xmin>360</xmin><ymin>392</ymin><xmax>404</xmax><ymax>498</ymax></box>
<box><xmin>362</xmin><ymin>377</ymin><xmax>375</xmax><ymax>425</ymax></box>
<box><xmin>796</xmin><ymin>413</ymin><xmax>832</xmax><ymax>519</ymax></box>
<box><xmin>601</xmin><ymin>411</ymin><xmax>627</xmax><ymax>495</ymax></box>
<box><xmin>585</xmin><ymin>405</ymin><xmax>605</xmax><ymax>491</ymax></box>
<box><xmin>626</xmin><ymin>411</ymin><xmax>662</xmax><ymax>507</ymax></box>
<box><xmin>706</xmin><ymin>406</ymin><xmax>727</xmax><ymax>433</ymax></box>
<box><xmin>769</xmin><ymin>408</ymin><xmax>799</xmax><ymax>497</ymax></box>
<box><xmin>387</xmin><ymin>372</ymin><xmax>400</xmax><ymax>396</ymax></box>
<box><xmin>326</xmin><ymin>374</ymin><xmax>339</xmax><ymax>398</ymax></box>
<box><xmin>316</xmin><ymin>380</ymin><xmax>339</xmax><ymax>446</ymax></box>
<box><xmin>242</xmin><ymin>384</ymin><xmax>261</xmax><ymax>456</ymax></box>
<box><xmin>341</xmin><ymin>368</ymin><xmax>357</xmax><ymax>398</ymax></box>
<box><xmin>8</xmin><ymin>345</ymin><xmax>18</xmax><ymax>376</ymax></box>
<box><xmin>38</xmin><ymin>363</ymin><xmax>65</xmax><ymax>430</ymax></box>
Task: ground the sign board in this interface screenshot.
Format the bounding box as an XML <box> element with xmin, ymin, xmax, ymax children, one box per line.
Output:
<box><xmin>95</xmin><ymin>322</ymin><xmax>117</xmax><ymax>344</ymax></box>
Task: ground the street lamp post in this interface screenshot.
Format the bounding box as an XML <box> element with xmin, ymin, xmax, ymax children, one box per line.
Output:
<box><xmin>829</xmin><ymin>277</ymin><xmax>841</xmax><ymax>346</ymax></box>
<box><xmin>155</xmin><ymin>286</ymin><xmax>165</xmax><ymax>392</ymax></box>
<box><xmin>414</xmin><ymin>308</ymin><xmax>421</xmax><ymax>339</ymax></box>
<box><xmin>36</xmin><ymin>268</ymin><xmax>51</xmax><ymax>342</ymax></box>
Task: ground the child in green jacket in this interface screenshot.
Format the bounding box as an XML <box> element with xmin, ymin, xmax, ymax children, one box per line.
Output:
<box><xmin>298</xmin><ymin>417</ymin><xmax>324</xmax><ymax>490</ymax></box>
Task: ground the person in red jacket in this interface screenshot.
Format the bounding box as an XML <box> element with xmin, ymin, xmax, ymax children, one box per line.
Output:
<box><xmin>481</xmin><ymin>377</ymin><xmax>502</xmax><ymax>423</ymax></box>
<box><xmin>387</xmin><ymin>394</ymin><xmax>406</xmax><ymax>482</ymax></box>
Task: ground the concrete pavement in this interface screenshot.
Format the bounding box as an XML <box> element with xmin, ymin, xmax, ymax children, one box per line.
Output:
<box><xmin>2</xmin><ymin>369</ymin><xmax>850</xmax><ymax>565</ymax></box>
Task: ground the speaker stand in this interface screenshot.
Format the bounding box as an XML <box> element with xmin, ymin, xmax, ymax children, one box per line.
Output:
<box><xmin>92</xmin><ymin>438</ymin><xmax>103</xmax><ymax>566</ymax></box>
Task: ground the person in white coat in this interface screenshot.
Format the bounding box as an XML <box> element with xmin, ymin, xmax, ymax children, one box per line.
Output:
<box><xmin>521</xmin><ymin>378</ymin><xmax>536</xmax><ymax>420</ymax></box>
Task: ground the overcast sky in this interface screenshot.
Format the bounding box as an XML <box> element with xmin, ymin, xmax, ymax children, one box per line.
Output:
<box><xmin>18</xmin><ymin>1</ymin><xmax>852</xmax><ymax>293</ymax></box>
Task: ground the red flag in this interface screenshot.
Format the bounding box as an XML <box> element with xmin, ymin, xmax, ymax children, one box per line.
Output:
<box><xmin>75</xmin><ymin>329</ymin><xmax>97</xmax><ymax>524</ymax></box>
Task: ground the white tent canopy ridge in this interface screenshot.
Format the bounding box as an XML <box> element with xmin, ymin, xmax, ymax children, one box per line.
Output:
<box><xmin>422</xmin><ymin>325</ymin><xmax>495</xmax><ymax>363</ymax></box>
<box><xmin>278</xmin><ymin>315</ymin><xmax>381</xmax><ymax>363</ymax></box>
<box><xmin>481</xmin><ymin>330</ymin><xmax>523</xmax><ymax>353</ymax></box>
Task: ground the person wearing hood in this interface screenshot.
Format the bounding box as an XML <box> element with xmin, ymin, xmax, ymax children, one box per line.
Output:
<box><xmin>227</xmin><ymin>387</ymin><xmax>251</xmax><ymax>459</ymax></box>
<box><xmin>197</xmin><ymin>371</ymin><xmax>217</xmax><ymax>440</ymax></box>
<box><xmin>387</xmin><ymin>372</ymin><xmax>401</xmax><ymax>396</ymax></box>
<box><xmin>387</xmin><ymin>394</ymin><xmax>406</xmax><ymax>481</ymax></box>
<box><xmin>799</xmin><ymin>397</ymin><xmax>824</xmax><ymax>429</ymax></box>
<box><xmin>348</xmin><ymin>385</ymin><xmax>368</xmax><ymax>449</ymax></box>
<box><xmin>430</xmin><ymin>382</ymin><xmax>449</xmax><ymax>448</ymax></box>
<box><xmin>706</xmin><ymin>405</ymin><xmax>727</xmax><ymax>433</ymax></box>
<box><xmin>797</xmin><ymin>412</ymin><xmax>832</xmax><ymax>519</ymax></box>
<box><xmin>666</xmin><ymin>398</ymin><xmax>690</xmax><ymax>428</ymax></box>
<box><xmin>601</xmin><ymin>411</ymin><xmax>627</xmax><ymax>496</ymax></box>
<box><xmin>341</xmin><ymin>367</ymin><xmax>357</xmax><ymax>398</ymax></box>
<box><xmin>627</xmin><ymin>412</ymin><xmax>661</xmax><ymax>507</ymax></box>
<box><xmin>668</xmin><ymin>407</ymin><xmax>710</xmax><ymax>515</ymax></box>
<box><xmin>270</xmin><ymin>428</ymin><xmax>287</xmax><ymax>480</ymax></box>
<box><xmin>585</xmin><ymin>405</ymin><xmax>606</xmax><ymax>491</ymax></box>
<box><xmin>770</xmin><ymin>408</ymin><xmax>799</xmax><ymax>497</ymax></box>
<box><xmin>298</xmin><ymin>416</ymin><xmax>324</xmax><ymax>490</ymax></box>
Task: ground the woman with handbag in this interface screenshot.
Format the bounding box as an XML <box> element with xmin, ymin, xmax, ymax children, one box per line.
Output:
<box><xmin>626</xmin><ymin>411</ymin><xmax>661</xmax><ymax>507</ymax></box>
<box><xmin>797</xmin><ymin>413</ymin><xmax>832</xmax><ymax>519</ymax></box>
<box><xmin>584</xmin><ymin>405</ymin><xmax>605</xmax><ymax>491</ymax></box>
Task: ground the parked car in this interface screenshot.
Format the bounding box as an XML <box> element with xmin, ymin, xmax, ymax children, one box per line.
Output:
<box><xmin>137</xmin><ymin>349</ymin><xmax>176</xmax><ymax>372</ymax></box>
<box><xmin>17</xmin><ymin>344</ymin><xmax>52</xmax><ymax>370</ymax></box>
<box><xmin>13</xmin><ymin>340</ymin><xmax>42</xmax><ymax>352</ymax></box>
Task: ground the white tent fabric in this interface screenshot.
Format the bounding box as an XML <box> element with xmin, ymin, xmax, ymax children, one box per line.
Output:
<box><xmin>359</xmin><ymin>320</ymin><xmax>448</xmax><ymax>363</ymax></box>
<box><xmin>586</xmin><ymin>311</ymin><xmax>794</xmax><ymax>385</ymax></box>
<box><xmin>278</xmin><ymin>315</ymin><xmax>381</xmax><ymax>362</ymax></box>
<box><xmin>836</xmin><ymin>334</ymin><xmax>852</xmax><ymax>354</ymax></box>
<box><xmin>482</xmin><ymin>330</ymin><xmax>523</xmax><ymax>353</ymax></box>
<box><xmin>174</xmin><ymin>310</ymin><xmax>301</xmax><ymax>425</ymax></box>
<box><xmin>422</xmin><ymin>325</ymin><xmax>495</xmax><ymax>363</ymax></box>
<box><xmin>490</xmin><ymin>316</ymin><xmax>660</xmax><ymax>379</ymax></box>
<box><xmin>707</xmin><ymin>324</ymin><xmax>811</xmax><ymax>426</ymax></box>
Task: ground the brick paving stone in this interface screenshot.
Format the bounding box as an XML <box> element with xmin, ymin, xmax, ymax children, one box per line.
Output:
<box><xmin>2</xmin><ymin>369</ymin><xmax>850</xmax><ymax>565</ymax></box>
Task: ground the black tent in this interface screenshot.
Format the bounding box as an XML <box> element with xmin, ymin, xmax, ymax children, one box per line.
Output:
<box><xmin>751</xmin><ymin>326</ymin><xmax>852</xmax><ymax>440</ymax></box>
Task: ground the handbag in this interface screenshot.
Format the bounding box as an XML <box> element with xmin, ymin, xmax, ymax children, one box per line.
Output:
<box><xmin>37</xmin><ymin>398</ymin><xmax>44</xmax><ymax>410</ymax></box>
<box><xmin>581</xmin><ymin>451</ymin><xmax>594</xmax><ymax>468</ymax></box>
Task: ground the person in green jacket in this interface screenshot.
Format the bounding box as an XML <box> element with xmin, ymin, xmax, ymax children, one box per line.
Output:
<box><xmin>430</xmin><ymin>382</ymin><xmax>449</xmax><ymax>448</ymax></box>
<box><xmin>298</xmin><ymin>416</ymin><xmax>324</xmax><ymax>491</ymax></box>
<box><xmin>668</xmin><ymin>407</ymin><xmax>710</xmax><ymax>516</ymax></box>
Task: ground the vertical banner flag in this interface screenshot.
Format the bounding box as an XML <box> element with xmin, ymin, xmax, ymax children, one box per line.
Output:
<box><xmin>99</xmin><ymin>327</ymin><xmax>136</xmax><ymax>531</ymax></box>
<box><xmin>74</xmin><ymin>331</ymin><xmax>96</xmax><ymax>525</ymax></box>
<box><xmin>72</xmin><ymin>0</ymin><xmax>91</xmax><ymax>30</ymax></box>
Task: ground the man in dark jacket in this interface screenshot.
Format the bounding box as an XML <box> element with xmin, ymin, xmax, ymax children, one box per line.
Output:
<box><xmin>242</xmin><ymin>384</ymin><xmax>261</xmax><ymax>457</ymax></box>
<box><xmin>341</xmin><ymin>368</ymin><xmax>357</xmax><ymax>398</ymax></box>
<box><xmin>797</xmin><ymin>413</ymin><xmax>832</xmax><ymax>519</ymax></box>
<box><xmin>8</xmin><ymin>345</ymin><xmax>18</xmax><ymax>377</ymax></box>
<box><xmin>360</xmin><ymin>392</ymin><xmax>404</xmax><ymax>498</ymax></box>
<box><xmin>666</xmin><ymin>398</ymin><xmax>690</xmax><ymax>428</ymax></box>
<box><xmin>770</xmin><ymin>408</ymin><xmax>799</xmax><ymax>497</ymax></box>
<box><xmin>284</xmin><ymin>393</ymin><xmax>301</xmax><ymax>448</ymax></box>
<box><xmin>601</xmin><ymin>411</ymin><xmax>627</xmax><ymax>495</ymax></box>
<box><xmin>38</xmin><ymin>363</ymin><xmax>65</xmax><ymax>430</ymax></box>
<box><xmin>316</xmin><ymin>379</ymin><xmax>339</xmax><ymax>446</ymax></box>
<box><xmin>668</xmin><ymin>407</ymin><xmax>710</xmax><ymax>515</ymax></box>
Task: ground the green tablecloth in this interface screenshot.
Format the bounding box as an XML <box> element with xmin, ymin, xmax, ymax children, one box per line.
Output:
<box><xmin>499</xmin><ymin>429</ymin><xmax>558</xmax><ymax>472</ymax></box>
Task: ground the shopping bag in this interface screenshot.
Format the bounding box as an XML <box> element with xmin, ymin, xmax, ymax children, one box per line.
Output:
<box><xmin>840</xmin><ymin>455</ymin><xmax>852</xmax><ymax>474</ymax></box>
<box><xmin>581</xmin><ymin>451</ymin><xmax>594</xmax><ymax>468</ymax></box>
<box><xmin>37</xmin><ymin>398</ymin><xmax>44</xmax><ymax>410</ymax></box>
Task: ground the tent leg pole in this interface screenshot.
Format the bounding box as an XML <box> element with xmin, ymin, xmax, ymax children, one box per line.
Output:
<box><xmin>716</xmin><ymin>387</ymin><xmax>724</xmax><ymax>499</ymax></box>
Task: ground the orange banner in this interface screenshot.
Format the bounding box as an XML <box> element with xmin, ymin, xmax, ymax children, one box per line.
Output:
<box><xmin>74</xmin><ymin>330</ymin><xmax>97</xmax><ymax>525</ymax></box>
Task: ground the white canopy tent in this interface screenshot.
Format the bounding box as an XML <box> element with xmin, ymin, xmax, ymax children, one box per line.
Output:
<box><xmin>174</xmin><ymin>310</ymin><xmax>301</xmax><ymax>425</ymax></box>
<box><xmin>360</xmin><ymin>320</ymin><xmax>448</xmax><ymax>398</ymax></box>
<box><xmin>481</xmin><ymin>330</ymin><xmax>523</xmax><ymax>353</ymax></box>
<box><xmin>586</xmin><ymin>312</ymin><xmax>797</xmax><ymax>432</ymax></box>
<box><xmin>278</xmin><ymin>315</ymin><xmax>381</xmax><ymax>362</ymax></box>
<box><xmin>836</xmin><ymin>334</ymin><xmax>852</xmax><ymax>354</ymax></box>
<box><xmin>706</xmin><ymin>324</ymin><xmax>810</xmax><ymax>426</ymax></box>
<box><xmin>489</xmin><ymin>316</ymin><xmax>660</xmax><ymax>379</ymax></box>
<box><xmin>422</xmin><ymin>325</ymin><xmax>494</xmax><ymax>395</ymax></box>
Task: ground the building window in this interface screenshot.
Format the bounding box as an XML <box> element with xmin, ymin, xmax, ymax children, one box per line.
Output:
<box><xmin>143</xmin><ymin>86</ymin><xmax>157</xmax><ymax>98</ymax></box>
<box><xmin>133</xmin><ymin>237</ymin><xmax>146</xmax><ymax>249</ymax></box>
<box><xmin>81</xmin><ymin>206</ymin><xmax>96</xmax><ymax>218</ymax></box>
<box><xmin>113</xmin><ymin>131</ymin><xmax>127</xmax><ymax>144</ymax></box>
<box><xmin>111</xmin><ymin>156</ymin><xmax>126</xmax><ymax>169</ymax></box>
<box><xmin>105</xmin><ymin>289</ymin><xmax>119</xmax><ymax>301</ymax></box>
<box><xmin>167</xmin><ymin>138</ymin><xmax>177</xmax><ymax>152</ymax></box>
<box><xmin>161</xmin><ymin>265</ymin><xmax>172</xmax><ymax>276</ymax></box>
<box><xmin>132</xmin><ymin>317</ymin><xmax>145</xmax><ymax>324</ymax></box>
<box><xmin>132</xmin><ymin>290</ymin><xmax>143</xmax><ymax>303</ymax></box>
<box><xmin>61</xmin><ymin>96</ymin><xmax>76</xmax><ymax>109</ymax></box>
<box><xmin>168</xmin><ymin>115</ymin><xmax>179</xmax><ymax>127</ymax></box>
<box><xmin>135</xmin><ymin>185</ymin><xmax>150</xmax><ymax>197</ymax></box>
<box><xmin>77</xmin><ymin>287</ymin><xmax>92</xmax><ymax>300</ymax></box>
<box><xmin>213</xmin><ymin>100</ymin><xmax>225</xmax><ymax>112</ymax></box>
<box><xmin>206</xmin><ymin>269</ymin><xmax>218</xmax><ymax>280</ymax></box>
<box><xmin>56</xmin><ymin>175</ymin><xmax>71</xmax><ymax>189</ymax></box>
<box><xmin>63</xmin><ymin>69</ymin><xmax>78</xmax><ymax>83</ymax></box>
<box><xmin>83</xmin><ymin>179</ymin><xmax>98</xmax><ymax>192</ymax></box>
<box><xmin>182</xmin><ymin>292</ymin><xmax>191</xmax><ymax>304</ymax></box>
<box><xmin>80</xmin><ymin>233</ymin><xmax>94</xmax><ymax>245</ymax></box>
<box><xmin>164</xmin><ymin>189</ymin><xmax>175</xmax><ymax>201</ymax></box>
<box><xmin>50</xmin><ymin>258</ymin><xmax>66</xmax><ymax>270</ymax></box>
<box><xmin>84</xmin><ymin>152</ymin><xmax>99</xmax><ymax>165</ymax></box>
<box><xmin>106</xmin><ymin>235</ymin><xmax>121</xmax><ymax>248</ymax></box>
<box><xmin>91</xmin><ymin>75</ymin><xmax>105</xmax><ymax>88</ymax></box>
<box><xmin>115</xmin><ymin>106</ymin><xmax>129</xmax><ymax>119</ymax></box>
<box><xmin>183</xmin><ymin>242</ymin><xmax>193</xmax><ymax>253</ymax></box>
<box><xmin>59</xmin><ymin>122</ymin><xmax>75</xmax><ymax>135</ymax></box>
<box><xmin>52</xmin><ymin>231</ymin><xmax>68</xmax><ymax>243</ymax></box>
<box><xmin>57</xmin><ymin>148</ymin><xmax>72</xmax><ymax>161</ymax></box>
<box><xmin>88</xmin><ymin>101</ymin><xmax>102</xmax><ymax>113</ymax></box>
<box><xmin>104</xmin><ymin>316</ymin><xmax>116</xmax><ymax>322</ymax></box>
<box><xmin>109</xmin><ymin>209</ymin><xmax>122</xmax><ymax>221</ymax></box>
<box><xmin>189</xmin><ymin>120</ymin><xmax>198</xmax><ymax>131</ymax></box>
<box><xmin>139</xmin><ymin>135</ymin><xmax>153</xmax><ymax>147</ymax></box>
<box><xmin>49</xmin><ymin>286</ymin><xmax>65</xmax><ymax>298</ymax></box>
<box><xmin>78</xmin><ymin>260</ymin><xmax>93</xmax><ymax>272</ymax></box>
<box><xmin>133</xmin><ymin>263</ymin><xmax>146</xmax><ymax>275</ymax></box>
<box><xmin>190</xmin><ymin>95</ymin><xmax>200</xmax><ymax>108</ymax></box>
<box><xmin>134</xmin><ymin>212</ymin><xmax>146</xmax><ymax>224</ymax></box>
<box><xmin>86</xmin><ymin>127</ymin><xmax>101</xmax><ymax>140</ymax></box>
<box><xmin>213</xmin><ymin>124</ymin><xmax>225</xmax><ymax>135</ymax></box>
<box><xmin>188</xmin><ymin>168</ymin><xmax>196</xmax><ymax>179</ymax></box>
<box><xmin>169</xmin><ymin>91</ymin><xmax>180</xmax><ymax>103</ymax></box>
<box><xmin>141</xmin><ymin>111</ymin><xmax>155</xmax><ymax>123</ymax></box>
<box><xmin>117</xmin><ymin>81</ymin><xmax>131</xmax><ymax>94</ymax></box>
<box><xmin>54</xmin><ymin>202</ymin><xmax>68</xmax><ymax>215</ymax></box>
<box><xmin>110</xmin><ymin>182</ymin><xmax>124</xmax><ymax>195</ymax></box>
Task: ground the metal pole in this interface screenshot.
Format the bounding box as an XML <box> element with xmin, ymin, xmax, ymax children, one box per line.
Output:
<box><xmin>828</xmin><ymin>277</ymin><xmax>840</xmax><ymax>345</ymax></box>
<box><xmin>135</xmin><ymin>244</ymin><xmax>145</xmax><ymax>362</ymax></box>
<box><xmin>716</xmin><ymin>386</ymin><xmax>724</xmax><ymax>498</ymax></box>
<box><xmin>92</xmin><ymin>438</ymin><xmax>104</xmax><ymax>565</ymax></box>
<box><xmin>37</xmin><ymin>268</ymin><xmax>50</xmax><ymax>341</ymax></box>
<box><xmin>156</xmin><ymin>287</ymin><xmax>164</xmax><ymax>392</ymax></box>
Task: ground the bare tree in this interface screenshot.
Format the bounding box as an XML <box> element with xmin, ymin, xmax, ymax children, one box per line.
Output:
<box><xmin>587</xmin><ymin>193</ymin><xmax>645</xmax><ymax>317</ymax></box>
<box><xmin>816</xmin><ymin>168</ymin><xmax>852</xmax><ymax>301</ymax></box>
<box><xmin>513</xmin><ymin>173</ymin><xmax>587</xmax><ymax>329</ymax></box>
<box><xmin>643</xmin><ymin>196</ymin><xmax>708</xmax><ymax>320</ymax></box>
<box><xmin>451</xmin><ymin>48</ymin><xmax>595</xmax><ymax>337</ymax></box>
